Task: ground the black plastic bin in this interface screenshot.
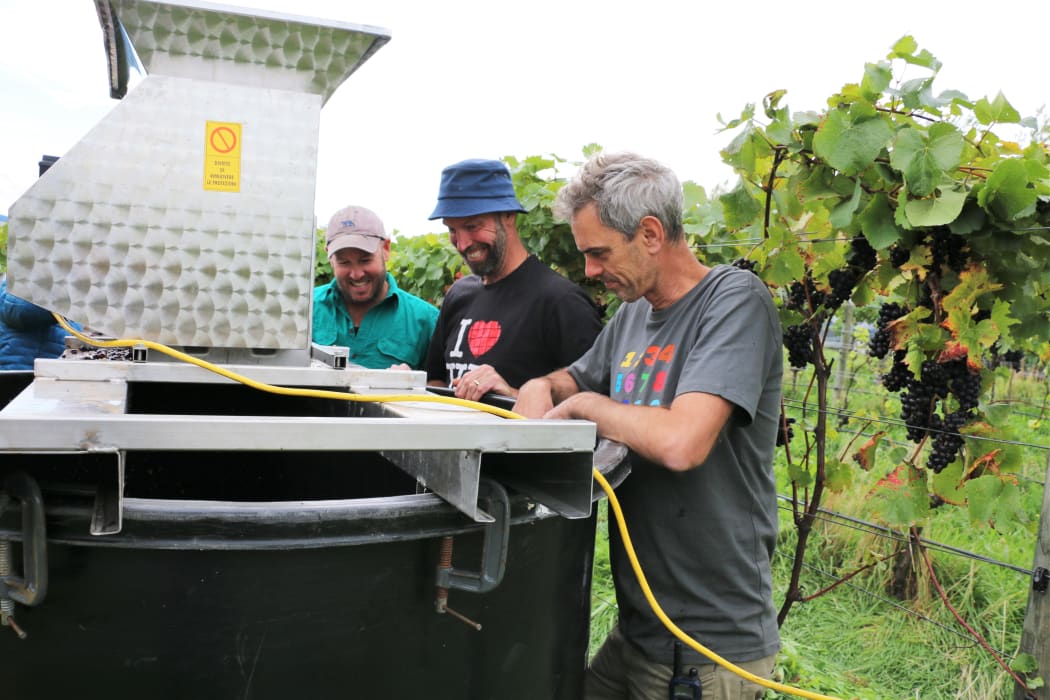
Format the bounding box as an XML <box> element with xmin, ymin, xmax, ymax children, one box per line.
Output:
<box><xmin>0</xmin><ymin>379</ymin><xmax>626</xmax><ymax>700</ymax></box>
<box><xmin>2</xmin><ymin>499</ymin><xmax>597</xmax><ymax>699</ymax></box>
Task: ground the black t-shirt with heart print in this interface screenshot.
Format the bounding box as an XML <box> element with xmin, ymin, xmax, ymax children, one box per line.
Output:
<box><xmin>425</xmin><ymin>255</ymin><xmax>603</xmax><ymax>391</ymax></box>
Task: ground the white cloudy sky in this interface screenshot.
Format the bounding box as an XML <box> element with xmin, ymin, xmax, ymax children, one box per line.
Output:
<box><xmin>1</xmin><ymin>0</ymin><xmax>1045</xmax><ymax>238</ymax></box>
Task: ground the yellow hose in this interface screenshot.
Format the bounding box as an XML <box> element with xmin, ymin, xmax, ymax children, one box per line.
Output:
<box><xmin>593</xmin><ymin>468</ymin><xmax>842</xmax><ymax>700</ymax></box>
<box><xmin>51</xmin><ymin>316</ymin><xmax>519</xmax><ymax>420</ymax></box>
<box><xmin>52</xmin><ymin>314</ymin><xmax>844</xmax><ymax>700</ymax></box>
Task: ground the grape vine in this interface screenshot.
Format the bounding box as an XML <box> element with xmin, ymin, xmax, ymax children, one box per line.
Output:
<box><xmin>708</xmin><ymin>35</ymin><xmax>1049</xmax><ymax>623</ymax></box>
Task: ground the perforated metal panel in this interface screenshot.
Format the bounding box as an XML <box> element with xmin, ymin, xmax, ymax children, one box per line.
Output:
<box><xmin>7</xmin><ymin>0</ymin><xmax>389</xmax><ymax>351</ymax></box>
<box><xmin>110</xmin><ymin>0</ymin><xmax>389</xmax><ymax>105</ymax></box>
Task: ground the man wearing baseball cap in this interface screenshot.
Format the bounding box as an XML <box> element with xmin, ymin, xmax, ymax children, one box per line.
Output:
<box><xmin>312</xmin><ymin>205</ymin><xmax>438</xmax><ymax>369</ymax></box>
<box><xmin>424</xmin><ymin>159</ymin><xmax>602</xmax><ymax>399</ymax></box>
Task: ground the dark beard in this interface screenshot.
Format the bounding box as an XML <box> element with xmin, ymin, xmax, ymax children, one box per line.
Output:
<box><xmin>463</xmin><ymin>219</ymin><xmax>508</xmax><ymax>277</ymax></box>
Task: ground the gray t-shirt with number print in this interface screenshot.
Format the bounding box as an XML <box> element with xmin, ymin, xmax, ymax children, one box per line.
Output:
<box><xmin>569</xmin><ymin>264</ymin><xmax>783</xmax><ymax>665</ymax></box>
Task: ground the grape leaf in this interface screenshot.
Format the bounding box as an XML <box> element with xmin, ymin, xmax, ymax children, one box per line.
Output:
<box><xmin>861</xmin><ymin>61</ymin><xmax>892</xmax><ymax>100</ymax></box>
<box><xmin>682</xmin><ymin>181</ymin><xmax>709</xmax><ymax>210</ymax></box>
<box><xmin>824</xmin><ymin>458</ymin><xmax>853</xmax><ymax>492</ymax></box>
<box><xmin>888</xmin><ymin>35</ymin><xmax>942</xmax><ymax>71</ymax></box>
<box><xmin>890</xmin><ymin>123</ymin><xmax>964</xmax><ymax>197</ymax></box>
<box><xmin>903</xmin><ymin>184</ymin><xmax>967</xmax><ymax>227</ymax></box>
<box><xmin>762</xmin><ymin>89</ymin><xmax>788</xmax><ymax>119</ymax></box>
<box><xmin>764</xmin><ymin>245</ymin><xmax>806</xmax><ymax>287</ymax></box>
<box><xmin>813</xmin><ymin>110</ymin><xmax>892</xmax><ymax>175</ymax></box>
<box><xmin>974</xmin><ymin>91</ymin><xmax>1021</xmax><ymax>125</ymax></box>
<box><xmin>931</xmin><ymin>461</ymin><xmax>967</xmax><ymax>506</ymax></box>
<box><xmin>719</xmin><ymin>179</ymin><xmax>763</xmax><ymax>230</ymax></box>
<box><xmin>1011</xmin><ymin>653</ymin><xmax>1038</xmax><ymax>675</ymax></box>
<box><xmin>940</xmin><ymin>268</ymin><xmax>1009</xmax><ymax>358</ymax></box>
<box><xmin>870</xmin><ymin>464</ymin><xmax>929</xmax><ymax>526</ymax></box>
<box><xmin>829</xmin><ymin>179</ymin><xmax>863</xmax><ymax>230</ymax></box>
<box><xmin>858</xmin><ymin>193</ymin><xmax>901</xmax><ymax>250</ymax></box>
<box><xmin>964</xmin><ymin>474</ymin><xmax>1022</xmax><ymax>528</ymax></box>
<box><xmin>788</xmin><ymin>463</ymin><xmax>813</xmax><ymax>489</ymax></box>
<box><xmin>853</xmin><ymin>431</ymin><xmax>886</xmax><ymax>471</ymax></box>
<box><xmin>978</xmin><ymin>158</ymin><xmax>1038</xmax><ymax>220</ymax></box>
<box><xmin>722</xmin><ymin>124</ymin><xmax>760</xmax><ymax>173</ymax></box>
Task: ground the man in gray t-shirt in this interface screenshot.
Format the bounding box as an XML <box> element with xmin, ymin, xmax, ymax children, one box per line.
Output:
<box><xmin>515</xmin><ymin>152</ymin><xmax>783</xmax><ymax>700</ymax></box>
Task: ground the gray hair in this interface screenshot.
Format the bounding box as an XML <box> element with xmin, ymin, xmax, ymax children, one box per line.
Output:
<box><xmin>553</xmin><ymin>152</ymin><xmax>684</xmax><ymax>242</ymax></box>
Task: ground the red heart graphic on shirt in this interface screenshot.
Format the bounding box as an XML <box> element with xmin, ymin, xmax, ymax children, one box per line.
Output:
<box><xmin>467</xmin><ymin>321</ymin><xmax>502</xmax><ymax>357</ymax></box>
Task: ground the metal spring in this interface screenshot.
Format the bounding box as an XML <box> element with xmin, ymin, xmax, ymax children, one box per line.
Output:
<box><xmin>0</xmin><ymin>539</ymin><xmax>13</xmax><ymax>623</ymax></box>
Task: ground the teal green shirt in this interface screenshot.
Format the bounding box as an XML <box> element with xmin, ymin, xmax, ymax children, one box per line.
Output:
<box><xmin>312</xmin><ymin>273</ymin><xmax>438</xmax><ymax>370</ymax></box>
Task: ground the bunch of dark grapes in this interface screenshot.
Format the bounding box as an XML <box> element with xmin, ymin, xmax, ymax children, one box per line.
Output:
<box><xmin>894</xmin><ymin>361</ymin><xmax>953</xmax><ymax>442</ymax></box>
<box><xmin>927</xmin><ymin>410</ymin><xmax>970</xmax><ymax>473</ymax></box>
<box><xmin>944</xmin><ymin>359</ymin><xmax>980</xmax><ymax>412</ymax></box>
<box><xmin>826</xmin><ymin>269</ymin><xmax>855</xmax><ymax>310</ymax></box>
<box><xmin>776</xmin><ymin>414</ymin><xmax>796</xmax><ymax>446</ymax></box>
<box><xmin>900</xmin><ymin>376</ymin><xmax>936</xmax><ymax>443</ymax></box>
<box><xmin>885</xmin><ymin>355</ymin><xmax>981</xmax><ymax>470</ymax></box>
<box><xmin>783</xmin><ymin>324</ymin><xmax>813</xmax><ymax>369</ymax></box>
<box><xmin>868</xmin><ymin>302</ymin><xmax>906</xmax><ymax>359</ymax></box>
<box><xmin>847</xmin><ymin>235</ymin><xmax>877</xmax><ymax>273</ymax></box>
<box><xmin>881</xmin><ymin>351</ymin><xmax>911</xmax><ymax>391</ymax></box>
<box><xmin>785</xmin><ymin>281</ymin><xmax>806</xmax><ymax>312</ymax></box>
<box><xmin>1001</xmin><ymin>349</ymin><xmax>1024</xmax><ymax>369</ymax></box>
<box><xmin>824</xmin><ymin>237</ymin><xmax>878</xmax><ymax>311</ymax></box>
<box><xmin>889</xmin><ymin>245</ymin><xmax>910</xmax><ymax>268</ymax></box>
<box><xmin>928</xmin><ymin>228</ymin><xmax>969</xmax><ymax>272</ymax></box>
<box><xmin>785</xmin><ymin>276</ymin><xmax>825</xmax><ymax>313</ymax></box>
<box><xmin>732</xmin><ymin>258</ymin><xmax>758</xmax><ymax>275</ymax></box>
<box><xmin>920</xmin><ymin>359</ymin><xmax>950</xmax><ymax>400</ymax></box>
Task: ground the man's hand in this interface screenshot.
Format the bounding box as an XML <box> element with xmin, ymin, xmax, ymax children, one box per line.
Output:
<box><xmin>452</xmin><ymin>364</ymin><xmax>515</xmax><ymax>401</ymax></box>
<box><xmin>541</xmin><ymin>391</ymin><xmax>600</xmax><ymax>420</ymax></box>
<box><xmin>512</xmin><ymin>377</ymin><xmax>555</xmax><ymax>418</ymax></box>
<box><xmin>514</xmin><ymin>369</ymin><xmax>582</xmax><ymax>418</ymax></box>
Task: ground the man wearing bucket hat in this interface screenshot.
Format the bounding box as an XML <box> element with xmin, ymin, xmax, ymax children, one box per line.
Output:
<box><xmin>312</xmin><ymin>205</ymin><xmax>438</xmax><ymax>370</ymax></box>
<box><xmin>424</xmin><ymin>158</ymin><xmax>602</xmax><ymax>400</ymax></box>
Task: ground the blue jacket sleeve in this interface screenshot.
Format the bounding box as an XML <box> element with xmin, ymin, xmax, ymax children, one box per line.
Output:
<box><xmin>0</xmin><ymin>280</ymin><xmax>83</xmax><ymax>370</ymax></box>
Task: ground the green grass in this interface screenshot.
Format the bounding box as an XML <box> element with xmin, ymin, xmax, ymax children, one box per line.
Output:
<box><xmin>589</xmin><ymin>354</ymin><xmax>1046</xmax><ymax>699</ymax></box>
<box><xmin>766</xmin><ymin>522</ymin><xmax>1026</xmax><ymax>699</ymax></box>
<box><xmin>589</xmin><ymin>501</ymin><xmax>618</xmax><ymax>655</ymax></box>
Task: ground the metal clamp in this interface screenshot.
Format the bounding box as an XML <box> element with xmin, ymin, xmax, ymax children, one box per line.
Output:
<box><xmin>1033</xmin><ymin>566</ymin><xmax>1049</xmax><ymax>593</ymax></box>
<box><xmin>436</xmin><ymin>479</ymin><xmax>510</xmax><ymax>594</ymax></box>
<box><xmin>0</xmin><ymin>471</ymin><xmax>49</xmax><ymax>607</ymax></box>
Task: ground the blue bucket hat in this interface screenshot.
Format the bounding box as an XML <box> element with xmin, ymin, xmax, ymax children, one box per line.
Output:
<box><xmin>428</xmin><ymin>159</ymin><xmax>527</xmax><ymax>220</ymax></box>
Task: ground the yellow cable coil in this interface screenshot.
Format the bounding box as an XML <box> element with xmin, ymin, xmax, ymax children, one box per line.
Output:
<box><xmin>52</xmin><ymin>315</ymin><xmax>844</xmax><ymax>700</ymax></box>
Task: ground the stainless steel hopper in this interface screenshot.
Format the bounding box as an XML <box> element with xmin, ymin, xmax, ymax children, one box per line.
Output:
<box><xmin>7</xmin><ymin>0</ymin><xmax>391</xmax><ymax>363</ymax></box>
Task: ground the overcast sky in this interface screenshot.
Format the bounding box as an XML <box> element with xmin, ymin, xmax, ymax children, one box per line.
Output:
<box><xmin>1</xmin><ymin>0</ymin><xmax>1046</xmax><ymax>238</ymax></box>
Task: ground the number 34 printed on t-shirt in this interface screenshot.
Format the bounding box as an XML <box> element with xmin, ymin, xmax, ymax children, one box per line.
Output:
<box><xmin>615</xmin><ymin>344</ymin><xmax>675</xmax><ymax>398</ymax></box>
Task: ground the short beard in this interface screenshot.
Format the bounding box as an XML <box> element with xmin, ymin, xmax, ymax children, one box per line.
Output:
<box><xmin>463</xmin><ymin>217</ymin><xmax>508</xmax><ymax>277</ymax></box>
<box><xmin>344</xmin><ymin>276</ymin><xmax>386</xmax><ymax>309</ymax></box>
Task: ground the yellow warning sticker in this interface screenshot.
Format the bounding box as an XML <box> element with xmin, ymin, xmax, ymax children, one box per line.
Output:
<box><xmin>203</xmin><ymin>121</ymin><xmax>242</xmax><ymax>192</ymax></box>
